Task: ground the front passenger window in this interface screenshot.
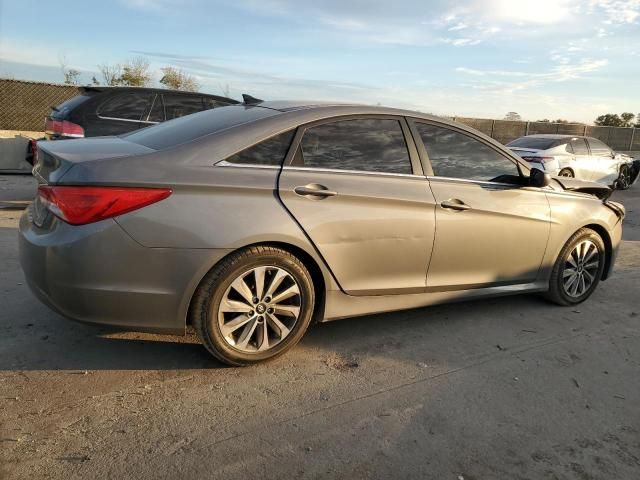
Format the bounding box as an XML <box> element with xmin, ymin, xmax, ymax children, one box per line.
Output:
<box><xmin>415</xmin><ymin>123</ymin><xmax>517</xmax><ymax>182</ymax></box>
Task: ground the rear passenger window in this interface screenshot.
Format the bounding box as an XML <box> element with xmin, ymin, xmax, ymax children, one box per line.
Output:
<box><xmin>570</xmin><ymin>138</ymin><xmax>589</xmax><ymax>155</ymax></box>
<box><xmin>225</xmin><ymin>130</ymin><xmax>295</xmax><ymax>166</ymax></box>
<box><xmin>163</xmin><ymin>94</ymin><xmax>204</xmax><ymax>120</ymax></box>
<box><xmin>98</xmin><ymin>93</ymin><xmax>151</xmax><ymax>120</ymax></box>
<box><xmin>416</xmin><ymin>123</ymin><xmax>517</xmax><ymax>182</ymax></box>
<box><xmin>298</xmin><ymin>118</ymin><xmax>412</xmax><ymax>174</ymax></box>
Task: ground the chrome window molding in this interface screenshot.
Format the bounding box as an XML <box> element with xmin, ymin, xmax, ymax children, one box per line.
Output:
<box><xmin>96</xmin><ymin>115</ymin><xmax>157</xmax><ymax>124</ymax></box>
<box><xmin>216</xmin><ymin>160</ymin><xmax>280</xmax><ymax>170</ymax></box>
<box><xmin>426</xmin><ymin>175</ymin><xmax>522</xmax><ymax>188</ymax></box>
<box><xmin>283</xmin><ymin>166</ymin><xmax>425</xmax><ymax>179</ymax></box>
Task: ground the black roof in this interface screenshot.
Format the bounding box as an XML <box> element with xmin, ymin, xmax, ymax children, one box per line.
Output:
<box><xmin>77</xmin><ymin>85</ymin><xmax>239</xmax><ymax>104</ymax></box>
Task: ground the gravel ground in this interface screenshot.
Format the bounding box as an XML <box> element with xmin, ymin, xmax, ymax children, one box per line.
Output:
<box><xmin>0</xmin><ymin>176</ymin><xmax>639</xmax><ymax>480</ymax></box>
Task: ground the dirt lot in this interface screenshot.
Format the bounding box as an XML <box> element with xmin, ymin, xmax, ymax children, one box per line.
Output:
<box><xmin>1</xmin><ymin>175</ymin><xmax>639</xmax><ymax>479</ymax></box>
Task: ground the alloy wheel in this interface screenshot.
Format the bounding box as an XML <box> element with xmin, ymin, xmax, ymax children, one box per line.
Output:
<box><xmin>562</xmin><ymin>240</ymin><xmax>600</xmax><ymax>298</ymax></box>
<box><xmin>618</xmin><ymin>165</ymin><xmax>631</xmax><ymax>190</ymax></box>
<box><xmin>217</xmin><ymin>266</ymin><xmax>301</xmax><ymax>353</ymax></box>
<box><xmin>559</xmin><ymin>169</ymin><xmax>573</xmax><ymax>178</ymax></box>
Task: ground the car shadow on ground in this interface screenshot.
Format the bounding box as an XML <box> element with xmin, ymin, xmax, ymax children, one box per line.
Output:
<box><xmin>1</xmin><ymin>287</ymin><xmax>567</xmax><ymax>372</ymax></box>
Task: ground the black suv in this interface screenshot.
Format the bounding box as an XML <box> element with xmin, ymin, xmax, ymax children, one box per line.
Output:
<box><xmin>44</xmin><ymin>86</ymin><xmax>239</xmax><ymax>140</ymax></box>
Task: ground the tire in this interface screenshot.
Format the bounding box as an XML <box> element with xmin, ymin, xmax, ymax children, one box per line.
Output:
<box><xmin>616</xmin><ymin>164</ymin><xmax>631</xmax><ymax>190</ymax></box>
<box><xmin>558</xmin><ymin>168</ymin><xmax>574</xmax><ymax>178</ymax></box>
<box><xmin>545</xmin><ymin>228</ymin><xmax>606</xmax><ymax>306</ymax></box>
<box><xmin>191</xmin><ymin>246</ymin><xmax>315</xmax><ymax>366</ymax></box>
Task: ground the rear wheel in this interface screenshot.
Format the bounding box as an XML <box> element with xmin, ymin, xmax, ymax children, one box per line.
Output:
<box><xmin>191</xmin><ymin>246</ymin><xmax>315</xmax><ymax>366</ymax></box>
<box><xmin>546</xmin><ymin>228</ymin><xmax>605</xmax><ymax>305</ymax></box>
<box><xmin>558</xmin><ymin>168</ymin><xmax>574</xmax><ymax>178</ymax></box>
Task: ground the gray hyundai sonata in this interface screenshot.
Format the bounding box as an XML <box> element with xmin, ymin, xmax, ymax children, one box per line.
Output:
<box><xmin>20</xmin><ymin>100</ymin><xmax>625</xmax><ymax>365</ymax></box>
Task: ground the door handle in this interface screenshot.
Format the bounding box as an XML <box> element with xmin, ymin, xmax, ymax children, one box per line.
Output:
<box><xmin>440</xmin><ymin>199</ymin><xmax>471</xmax><ymax>211</ymax></box>
<box><xmin>294</xmin><ymin>184</ymin><xmax>337</xmax><ymax>199</ymax></box>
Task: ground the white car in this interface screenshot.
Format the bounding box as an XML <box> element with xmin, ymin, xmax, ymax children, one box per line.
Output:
<box><xmin>507</xmin><ymin>134</ymin><xmax>636</xmax><ymax>189</ymax></box>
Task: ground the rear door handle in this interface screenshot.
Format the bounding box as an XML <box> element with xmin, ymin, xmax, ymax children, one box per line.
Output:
<box><xmin>294</xmin><ymin>184</ymin><xmax>337</xmax><ymax>199</ymax></box>
<box><xmin>440</xmin><ymin>199</ymin><xmax>471</xmax><ymax>211</ymax></box>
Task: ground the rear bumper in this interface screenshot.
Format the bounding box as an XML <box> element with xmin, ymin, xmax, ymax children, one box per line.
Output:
<box><xmin>19</xmin><ymin>210</ymin><xmax>230</xmax><ymax>334</ymax></box>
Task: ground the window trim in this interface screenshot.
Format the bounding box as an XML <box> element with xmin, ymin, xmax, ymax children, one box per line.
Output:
<box><xmin>282</xmin><ymin>114</ymin><xmax>424</xmax><ymax>177</ymax></box>
<box><xmin>407</xmin><ymin>117</ymin><xmax>526</xmax><ymax>186</ymax></box>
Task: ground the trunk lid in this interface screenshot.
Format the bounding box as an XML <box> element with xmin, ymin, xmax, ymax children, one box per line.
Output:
<box><xmin>31</xmin><ymin>137</ymin><xmax>155</xmax><ymax>227</ymax></box>
<box><xmin>34</xmin><ymin>137</ymin><xmax>156</xmax><ymax>185</ymax></box>
<box><xmin>508</xmin><ymin>147</ymin><xmax>543</xmax><ymax>157</ymax></box>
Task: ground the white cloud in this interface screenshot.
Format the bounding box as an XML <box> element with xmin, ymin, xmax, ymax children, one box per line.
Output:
<box><xmin>587</xmin><ymin>0</ymin><xmax>640</xmax><ymax>24</ymax></box>
<box><xmin>442</xmin><ymin>38</ymin><xmax>482</xmax><ymax>46</ymax></box>
<box><xmin>456</xmin><ymin>58</ymin><xmax>609</xmax><ymax>95</ymax></box>
<box><xmin>448</xmin><ymin>22</ymin><xmax>469</xmax><ymax>31</ymax></box>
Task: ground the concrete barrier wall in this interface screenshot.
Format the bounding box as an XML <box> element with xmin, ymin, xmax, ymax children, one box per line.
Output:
<box><xmin>453</xmin><ymin>117</ymin><xmax>638</xmax><ymax>151</ymax></box>
<box><xmin>0</xmin><ymin>133</ymin><xmax>34</xmax><ymax>172</ymax></box>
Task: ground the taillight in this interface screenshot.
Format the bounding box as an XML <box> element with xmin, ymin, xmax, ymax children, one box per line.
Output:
<box><xmin>38</xmin><ymin>186</ymin><xmax>172</xmax><ymax>225</ymax></box>
<box><xmin>521</xmin><ymin>156</ymin><xmax>554</xmax><ymax>163</ymax></box>
<box><xmin>45</xmin><ymin>118</ymin><xmax>85</xmax><ymax>138</ymax></box>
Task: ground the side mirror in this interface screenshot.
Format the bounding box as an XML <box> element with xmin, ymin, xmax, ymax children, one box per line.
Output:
<box><xmin>529</xmin><ymin>168</ymin><xmax>551</xmax><ymax>188</ymax></box>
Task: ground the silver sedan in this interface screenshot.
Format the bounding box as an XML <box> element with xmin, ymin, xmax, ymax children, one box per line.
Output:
<box><xmin>507</xmin><ymin>134</ymin><xmax>637</xmax><ymax>189</ymax></box>
<box><xmin>20</xmin><ymin>101</ymin><xmax>625</xmax><ymax>365</ymax></box>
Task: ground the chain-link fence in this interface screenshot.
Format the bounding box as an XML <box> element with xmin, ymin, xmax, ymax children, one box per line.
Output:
<box><xmin>1</xmin><ymin>78</ymin><xmax>638</xmax><ymax>151</ymax></box>
<box><xmin>0</xmin><ymin>79</ymin><xmax>78</xmax><ymax>132</ymax></box>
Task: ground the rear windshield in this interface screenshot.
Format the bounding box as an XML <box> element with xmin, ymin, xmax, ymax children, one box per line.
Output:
<box><xmin>51</xmin><ymin>94</ymin><xmax>92</xmax><ymax>118</ymax></box>
<box><xmin>122</xmin><ymin>105</ymin><xmax>279</xmax><ymax>150</ymax></box>
<box><xmin>506</xmin><ymin>137</ymin><xmax>564</xmax><ymax>150</ymax></box>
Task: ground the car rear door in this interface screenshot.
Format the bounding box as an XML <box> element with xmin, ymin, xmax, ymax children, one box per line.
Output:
<box><xmin>410</xmin><ymin>120</ymin><xmax>551</xmax><ymax>290</ymax></box>
<box><xmin>569</xmin><ymin>138</ymin><xmax>596</xmax><ymax>180</ymax></box>
<box><xmin>278</xmin><ymin>116</ymin><xmax>436</xmax><ymax>295</ymax></box>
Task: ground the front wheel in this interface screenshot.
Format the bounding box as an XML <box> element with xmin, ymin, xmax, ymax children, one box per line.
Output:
<box><xmin>616</xmin><ymin>164</ymin><xmax>632</xmax><ymax>190</ymax></box>
<box><xmin>545</xmin><ymin>228</ymin><xmax>606</xmax><ymax>306</ymax></box>
<box><xmin>191</xmin><ymin>246</ymin><xmax>315</xmax><ymax>366</ymax></box>
<box><xmin>558</xmin><ymin>168</ymin><xmax>574</xmax><ymax>178</ymax></box>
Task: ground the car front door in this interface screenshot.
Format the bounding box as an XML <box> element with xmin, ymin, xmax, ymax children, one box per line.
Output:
<box><xmin>410</xmin><ymin>120</ymin><xmax>551</xmax><ymax>290</ymax></box>
<box><xmin>278</xmin><ymin>116</ymin><xmax>437</xmax><ymax>295</ymax></box>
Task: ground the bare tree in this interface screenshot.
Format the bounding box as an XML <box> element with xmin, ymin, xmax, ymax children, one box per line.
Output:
<box><xmin>98</xmin><ymin>63</ymin><xmax>123</xmax><ymax>86</ymax></box>
<box><xmin>120</xmin><ymin>57</ymin><xmax>151</xmax><ymax>87</ymax></box>
<box><xmin>219</xmin><ymin>82</ymin><xmax>231</xmax><ymax>98</ymax></box>
<box><xmin>159</xmin><ymin>66</ymin><xmax>200</xmax><ymax>91</ymax></box>
<box><xmin>59</xmin><ymin>55</ymin><xmax>81</xmax><ymax>85</ymax></box>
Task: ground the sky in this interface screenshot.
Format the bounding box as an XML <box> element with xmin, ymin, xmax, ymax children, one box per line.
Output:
<box><xmin>0</xmin><ymin>0</ymin><xmax>638</xmax><ymax>123</ymax></box>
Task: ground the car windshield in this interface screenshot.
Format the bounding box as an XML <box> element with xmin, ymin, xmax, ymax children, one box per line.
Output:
<box><xmin>507</xmin><ymin>137</ymin><xmax>562</xmax><ymax>150</ymax></box>
<box><xmin>122</xmin><ymin>105</ymin><xmax>279</xmax><ymax>150</ymax></box>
